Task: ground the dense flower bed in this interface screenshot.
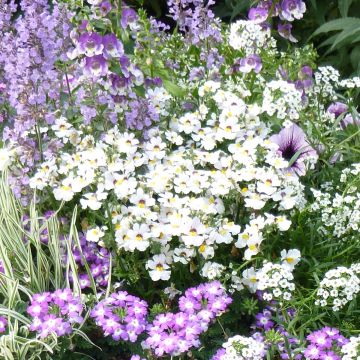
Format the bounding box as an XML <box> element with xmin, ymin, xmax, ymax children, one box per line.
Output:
<box><xmin>0</xmin><ymin>0</ymin><xmax>359</xmax><ymax>359</ymax></box>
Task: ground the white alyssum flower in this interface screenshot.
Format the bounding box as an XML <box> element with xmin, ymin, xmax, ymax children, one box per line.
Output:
<box><xmin>315</xmin><ymin>264</ymin><xmax>360</xmax><ymax>311</ymax></box>
<box><xmin>218</xmin><ymin>335</ymin><xmax>265</xmax><ymax>360</ymax></box>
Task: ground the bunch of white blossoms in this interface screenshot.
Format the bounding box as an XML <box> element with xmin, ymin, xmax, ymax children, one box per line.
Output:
<box><xmin>240</xmin><ymin>249</ymin><xmax>301</xmax><ymax>295</ymax></box>
<box><xmin>310</xmin><ymin>164</ymin><xmax>360</xmax><ymax>241</ymax></box>
<box><xmin>341</xmin><ymin>336</ymin><xmax>360</xmax><ymax>360</ymax></box>
<box><xmin>315</xmin><ymin>264</ymin><xmax>360</xmax><ymax>311</ymax></box>
<box><xmin>256</xmin><ymin>260</ymin><xmax>296</xmax><ymax>301</ymax></box>
<box><xmin>228</xmin><ymin>20</ymin><xmax>275</xmax><ymax>56</ymax></box>
<box><xmin>214</xmin><ymin>335</ymin><xmax>265</xmax><ymax>360</ymax></box>
<box><xmin>29</xmin><ymin>77</ymin><xmax>306</xmax><ymax>281</ymax></box>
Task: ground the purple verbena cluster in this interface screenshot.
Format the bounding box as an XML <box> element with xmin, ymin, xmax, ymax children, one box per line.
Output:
<box><xmin>0</xmin><ymin>316</ymin><xmax>7</xmax><ymax>333</ymax></box>
<box><xmin>144</xmin><ymin>281</ymin><xmax>232</xmax><ymax>357</ymax></box>
<box><xmin>304</xmin><ymin>327</ymin><xmax>349</xmax><ymax>360</ymax></box>
<box><xmin>71</xmin><ymin>233</ymin><xmax>110</xmax><ymax>290</ymax></box>
<box><xmin>27</xmin><ymin>288</ymin><xmax>84</xmax><ymax>338</ymax></box>
<box><xmin>90</xmin><ymin>291</ymin><xmax>148</xmax><ymax>342</ymax></box>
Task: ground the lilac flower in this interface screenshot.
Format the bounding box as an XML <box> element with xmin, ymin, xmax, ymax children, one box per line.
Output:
<box><xmin>90</xmin><ymin>291</ymin><xmax>148</xmax><ymax>342</ymax></box>
<box><xmin>340</xmin><ymin>114</ymin><xmax>360</xmax><ymax>129</ymax></box>
<box><xmin>98</xmin><ymin>0</ymin><xmax>111</xmax><ymax>16</ymax></box>
<box><xmin>125</xmin><ymin>98</ymin><xmax>159</xmax><ymax>131</ymax></box>
<box><xmin>255</xmin><ymin>311</ymin><xmax>274</xmax><ymax>330</ymax></box>
<box><xmin>239</xmin><ymin>54</ymin><xmax>263</xmax><ymax>74</ymax></box>
<box><xmin>27</xmin><ymin>289</ymin><xmax>83</xmax><ymax>338</ymax></box>
<box><xmin>83</xmin><ymin>55</ymin><xmax>108</xmax><ymax>77</ymax></box>
<box><xmin>77</xmin><ymin>32</ymin><xmax>104</xmax><ymax>57</ymax></box>
<box><xmin>102</xmin><ymin>34</ymin><xmax>124</xmax><ymax>59</ymax></box>
<box><xmin>280</xmin><ymin>0</ymin><xmax>306</xmax><ymax>21</ymax></box>
<box><xmin>278</xmin><ymin>23</ymin><xmax>298</xmax><ymax>42</ymax></box>
<box><xmin>303</xmin><ymin>327</ymin><xmax>348</xmax><ymax>360</ymax></box>
<box><xmin>0</xmin><ymin>316</ymin><xmax>7</xmax><ymax>333</ymax></box>
<box><xmin>248</xmin><ymin>7</ymin><xmax>269</xmax><ymax>23</ymax></box>
<box><xmin>121</xmin><ymin>7</ymin><xmax>138</xmax><ymax>29</ymax></box>
<box><xmin>327</xmin><ymin>102</ymin><xmax>348</xmax><ymax>118</ymax></box>
<box><xmin>270</xmin><ymin>124</ymin><xmax>317</xmax><ymax>175</ymax></box>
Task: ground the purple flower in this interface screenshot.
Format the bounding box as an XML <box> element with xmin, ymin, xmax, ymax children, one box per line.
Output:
<box><xmin>239</xmin><ymin>54</ymin><xmax>262</xmax><ymax>74</ymax></box>
<box><xmin>255</xmin><ymin>311</ymin><xmax>274</xmax><ymax>330</ymax></box>
<box><xmin>280</xmin><ymin>0</ymin><xmax>306</xmax><ymax>21</ymax></box>
<box><xmin>98</xmin><ymin>0</ymin><xmax>111</xmax><ymax>16</ymax></box>
<box><xmin>77</xmin><ymin>32</ymin><xmax>104</xmax><ymax>57</ymax></box>
<box><xmin>102</xmin><ymin>34</ymin><xmax>124</xmax><ymax>59</ymax></box>
<box><xmin>270</xmin><ymin>124</ymin><xmax>317</xmax><ymax>175</ymax></box>
<box><xmin>83</xmin><ymin>55</ymin><xmax>108</xmax><ymax>77</ymax></box>
<box><xmin>0</xmin><ymin>316</ymin><xmax>7</xmax><ymax>333</ymax></box>
<box><xmin>327</xmin><ymin>102</ymin><xmax>348</xmax><ymax>117</ymax></box>
<box><xmin>278</xmin><ymin>23</ymin><xmax>298</xmax><ymax>42</ymax></box>
<box><xmin>248</xmin><ymin>7</ymin><xmax>269</xmax><ymax>23</ymax></box>
<box><xmin>27</xmin><ymin>289</ymin><xmax>83</xmax><ymax>338</ymax></box>
<box><xmin>340</xmin><ymin>114</ymin><xmax>360</xmax><ymax>129</ymax></box>
<box><xmin>90</xmin><ymin>291</ymin><xmax>148</xmax><ymax>342</ymax></box>
<box><xmin>121</xmin><ymin>7</ymin><xmax>138</xmax><ymax>29</ymax></box>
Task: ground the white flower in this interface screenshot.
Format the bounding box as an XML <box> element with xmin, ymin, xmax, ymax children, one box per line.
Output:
<box><xmin>280</xmin><ymin>249</ymin><xmax>301</xmax><ymax>269</ymax></box>
<box><xmin>146</xmin><ymin>254</ymin><xmax>171</xmax><ymax>281</ymax></box>
<box><xmin>53</xmin><ymin>178</ymin><xmax>75</xmax><ymax>201</ymax></box>
<box><xmin>86</xmin><ymin>226</ymin><xmax>105</xmax><ymax>243</ymax></box>
<box><xmin>0</xmin><ymin>148</ymin><xmax>12</xmax><ymax>171</ymax></box>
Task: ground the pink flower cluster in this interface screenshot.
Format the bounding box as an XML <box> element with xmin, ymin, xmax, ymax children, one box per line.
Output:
<box><xmin>90</xmin><ymin>291</ymin><xmax>148</xmax><ymax>342</ymax></box>
<box><xmin>144</xmin><ymin>281</ymin><xmax>232</xmax><ymax>357</ymax></box>
<box><xmin>27</xmin><ymin>288</ymin><xmax>84</xmax><ymax>338</ymax></box>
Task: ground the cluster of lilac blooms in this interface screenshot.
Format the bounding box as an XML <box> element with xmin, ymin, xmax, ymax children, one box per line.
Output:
<box><xmin>71</xmin><ymin>233</ymin><xmax>110</xmax><ymax>290</ymax></box>
<box><xmin>304</xmin><ymin>327</ymin><xmax>349</xmax><ymax>360</ymax></box>
<box><xmin>143</xmin><ymin>281</ymin><xmax>232</xmax><ymax>357</ymax></box>
<box><xmin>90</xmin><ymin>291</ymin><xmax>148</xmax><ymax>342</ymax></box>
<box><xmin>0</xmin><ymin>316</ymin><xmax>7</xmax><ymax>334</ymax></box>
<box><xmin>27</xmin><ymin>288</ymin><xmax>84</xmax><ymax>338</ymax></box>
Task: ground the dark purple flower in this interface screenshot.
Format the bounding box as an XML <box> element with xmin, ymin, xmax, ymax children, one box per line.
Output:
<box><xmin>248</xmin><ymin>7</ymin><xmax>269</xmax><ymax>23</ymax></box>
<box><xmin>270</xmin><ymin>124</ymin><xmax>317</xmax><ymax>175</ymax></box>
<box><xmin>278</xmin><ymin>23</ymin><xmax>298</xmax><ymax>42</ymax></box>
<box><xmin>327</xmin><ymin>102</ymin><xmax>348</xmax><ymax>117</ymax></box>
<box><xmin>280</xmin><ymin>0</ymin><xmax>306</xmax><ymax>21</ymax></box>
<box><xmin>239</xmin><ymin>54</ymin><xmax>262</xmax><ymax>74</ymax></box>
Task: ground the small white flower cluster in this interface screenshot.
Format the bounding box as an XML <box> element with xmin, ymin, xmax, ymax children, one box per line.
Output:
<box><xmin>240</xmin><ymin>249</ymin><xmax>300</xmax><ymax>298</ymax></box>
<box><xmin>315</xmin><ymin>264</ymin><xmax>360</xmax><ymax>311</ymax></box>
<box><xmin>228</xmin><ymin>20</ymin><xmax>275</xmax><ymax>56</ymax></box>
<box><xmin>262</xmin><ymin>80</ymin><xmax>305</xmax><ymax>121</ymax></box>
<box><xmin>339</xmin><ymin>76</ymin><xmax>360</xmax><ymax>89</ymax></box>
<box><xmin>310</xmin><ymin>164</ymin><xmax>360</xmax><ymax>241</ymax></box>
<box><xmin>313</xmin><ymin>66</ymin><xmax>340</xmax><ymax>100</ymax></box>
<box><xmin>256</xmin><ymin>261</ymin><xmax>296</xmax><ymax>301</ymax></box>
<box><xmin>217</xmin><ymin>335</ymin><xmax>265</xmax><ymax>360</ymax></box>
<box><xmin>341</xmin><ymin>336</ymin><xmax>360</xmax><ymax>360</ymax></box>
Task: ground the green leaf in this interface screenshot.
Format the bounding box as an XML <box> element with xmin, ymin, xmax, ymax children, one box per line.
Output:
<box><xmin>330</xmin><ymin>26</ymin><xmax>360</xmax><ymax>50</ymax></box>
<box><xmin>162</xmin><ymin>79</ymin><xmax>187</xmax><ymax>97</ymax></box>
<box><xmin>339</xmin><ymin>0</ymin><xmax>354</xmax><ymax>17</ymax></box>
<box><xmin>311</xmin><ymin>17</ymin><xmax>360</xmax><ymax>38</ymax></box>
